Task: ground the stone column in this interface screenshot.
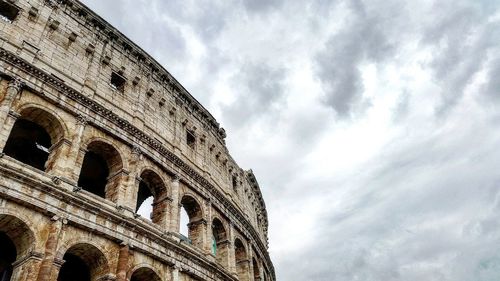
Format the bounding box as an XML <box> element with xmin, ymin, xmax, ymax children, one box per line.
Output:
<box><xmin>236</xmin><ymin>259</ymin><xmax>251</xmax><ymax>281</ymax></box>
<box><xmin>169</xmin><ymin>175</ymin><xmax>180</xmax><ymax>233</ymax></box>
<box><xmin>45</xmin><ymin>138</ymin><xmax>72</xmax><ymax>178</ymax></box>
<box><xmin>36</xmin><ymin>216</ymin><xmax>66</xmax><ymax>281</ymax></box>
<box><xmin>205</xmin><ymin>199</ymin><xmax>213</xmax><ymax>254</ymax></box>
<box><xmin>171</xmin><ymin>265</ymin><xmax>180</xmax><ymax>281</ymax></box>
<box><xmin>115</xmin><ymin>243</ymin><xmax>130</xmax><ymax>281</ymax></box>
<box><xmin>189</xmin><ymin>219</ymin><xmax>207</xmax><ymax>250</ymax></box>
<box><xmin>228</xmin><ymin>222</ymin><xmax>236</xmax><ymax>274</ymax></box>
<box><xmin>216</xmin><ymin>240</ymin><xmax>231</xmax><ymax>269</ymax></box>
<box><xmin>117</xmin><ymin>146</ymin><xmax>141</xmax><ymax>217</ymax></box>
<box><xmin>0</xmin><ymin>79</ymin><xmax>23</xmax><ymax>150</ymax></box>
<box><xmin>0</xmin><ymin>110</ymin><xmax>20</xmax><ymax>152</ymax></box>
<box><xmin>63</xmin><ymin>114</ymin><xmax>89</xmax><ymax>182</ymax></box>
<box><xmin>151</xmin><ymin>194</ymin><xmax>172</xmax><ymax>231</ymax></box>
<box><xmin>0</xmin><ymin>78</ymin><xmax>23</xmax><ymax>122</ymax></box>
<box><xmin>10</xmin><ymin>252</ymin><xmax>44</xmax><ymax>281</ymax></box>
<box><xmin>259</xmin><ymin>266</ymin><xmax>264</xmax><ymax>281</ymax></box>
<box><xmin>203</xmin><ymin>199</ymin><xmax>213</xmax><ymax>255</ymax></box>
<box><xmin>248</xmin><ymin>245</ymin><xmax>254</xmax><ymax>281</ymax></box>
<box><xmin>48</xmin><ymin>258</ymin><xmax>65</xmax><ymax>281</ymax></box>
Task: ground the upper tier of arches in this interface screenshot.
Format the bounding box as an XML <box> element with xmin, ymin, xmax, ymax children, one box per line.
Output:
<box><xmin>0</xmin><ymin>78</ymin><xmax>273</xmax><ymax>279</ymax></box>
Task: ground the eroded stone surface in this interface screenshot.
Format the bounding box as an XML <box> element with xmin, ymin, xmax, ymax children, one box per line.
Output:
<box><xmin>0</xmin><ymin>0</ymin><xmax>274</xmax><ymax>280</ymax></box>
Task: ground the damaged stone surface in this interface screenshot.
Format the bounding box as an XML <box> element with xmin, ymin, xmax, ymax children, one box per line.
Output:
<box><xmin>0</xmin><ymin>0</ymin><xmax>274</xmax><ymax>280</ymax></box>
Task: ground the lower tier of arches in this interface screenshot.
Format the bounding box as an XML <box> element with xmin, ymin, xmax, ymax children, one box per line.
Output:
<box><xmin>0</xmin><ymin>175</ymin><xmax>271</xmax><ymax>281</ymax></box>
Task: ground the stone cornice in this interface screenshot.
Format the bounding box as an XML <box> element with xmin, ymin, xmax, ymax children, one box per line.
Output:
<box><xmin>0</xmin><ymin>47</ymin><xmax>275</xmax><ymax>279</ymax></box>
<box><xmin>246</xmin><ymin>170</ymin><xmax>269</xmax><ymax>231</ymax></box>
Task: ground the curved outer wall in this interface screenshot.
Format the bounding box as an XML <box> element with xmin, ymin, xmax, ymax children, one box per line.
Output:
<box><xmin>0</xmin><ymin>0</ymin><xmax>274</xmax><ymax>280</ymax></box>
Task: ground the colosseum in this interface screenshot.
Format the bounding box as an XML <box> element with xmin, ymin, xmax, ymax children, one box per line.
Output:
<box><xmin>0</xmin><ymin>0</ymin><xmax>275</xmax><ymax>280</ymax></box>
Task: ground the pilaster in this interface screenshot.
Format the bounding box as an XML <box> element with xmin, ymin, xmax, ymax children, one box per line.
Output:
<box><xmin>117</xmin><ymin>145</ymin><xmax>142</xmax><ymax>216</ymax></box>
<box><xmin>36</xmin><ymin>215</ymin><xmax>66</xmax><ymax>281</ymax></box>
<box><xmin>0</xmin><ymin>78</ymin><xmax>23</xmax><ymax>122</ymax></box>
<box><xmin>205</xmin><ymin>199</ymin><xmax>213</xmax><ymax>254</ymax></box>
<box><xmin>169</xmin><ymin>174</ymin><xmax>180</xmax><ymax>232</ymax></box>
<box><xmin>0</xmin><ymin>110</ymin><xmax>20</xmax><ymax>152</ymax></box>
<box><xmin>63</xmin><ymin>114</ymin><xmax>89</xmax><ymax>182</ymax></box>
<box><xmin>228</xmin><ymin>221</ymin><xmax>236</xmax><ymax>274</ymax></box>
<box><xmin>10</xmin><ymin>251</ymin><xmax>43</xmax><ymax>281</ymax></box>
<box><xmin>171</xmin><ymin>265</ymin><xmax>180</xmax><ymax>281</ymax></box>
<box><xmin>115</xmin><ymin>243</ymin><xmax>130</xmax><ymax>281</ymax></box>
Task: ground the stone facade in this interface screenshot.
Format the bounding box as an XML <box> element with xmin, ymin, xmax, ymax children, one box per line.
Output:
<box><xmin>0</xmin><ymin>0</ymin><xmax>274</xmax><ymax>280</ymax></box>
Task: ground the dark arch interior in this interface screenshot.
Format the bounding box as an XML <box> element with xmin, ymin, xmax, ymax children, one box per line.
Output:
<box><xmin>234</xmin><ymin>239</ymin><xmax>246</xmax><ymax>262</ymax></box>
<box><xmin>212</xmin><ymin>219</ymin><xmax>226</xmax><ymax>255</ymax></box>
<box><xmin>57</xmin><ymin>253</ymin><xmax>90</xmax><ymax>281</ymax></box>
<box><xmin>212</xmin><ymin>219</ymin><xmax>226</xmax><ymax>242</ymax></box>
<box><xmin>253</xmin><ymin>258</ymin><xmax>260</xmax><ymax>278</ymax></box>
<box><xmin>130</xmin><ymin>267</ymin><xmax>161</xmax><ymax>281</ymax></box>
<box><xmin>77</xmin><ymin>151</ymin><xmax>108</xmax><ymax>197</ymax></box>
<box><xmin>180</xmin><ymin>196</ymin><xmax>201</xmax><ymax>220</ymax></box>
<box><xmin>180</xmin><ymin>196</ymin><xmax>203</xmax><ymax>247</ymax></box>
<box><xmin>136</xmin><ymin>171</ymin><xmax>167</xmax><ymax>225</ymax></box>
<box><xmin>57</xmin><ymin>243</ymin><xmax>108</xmax><ymax>281</ymax></box>
<box><xmin>3</xmin><ymin>119</ymin><xmax>51</xmax><ymax>171</ymax></box>
<box><xmin>77</xmin><ymin>141</ymin><xmax>122</xmax><ymax>200</ymax></box>
<box><xmin>135</xmin><ymin>179</ymin><xmax>153</xmax><ymax>213</ymax></box>
<box><xmin>0</xmin><ymin>232</ymin><xmax>16</xmax><ymax>281</ymax></box>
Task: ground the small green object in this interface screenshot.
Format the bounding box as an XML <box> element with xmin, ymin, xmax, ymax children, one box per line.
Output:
<box><xmin>212</xmin><ymin>236</ymin><xmax>217</xmax><ymax>255</ymax></box>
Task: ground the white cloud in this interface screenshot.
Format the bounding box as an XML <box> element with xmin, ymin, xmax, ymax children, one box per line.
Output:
<box><xmin>82</xmin><ymin>0</ymin><xmax>500</xmax><ymax>280</ymax></box>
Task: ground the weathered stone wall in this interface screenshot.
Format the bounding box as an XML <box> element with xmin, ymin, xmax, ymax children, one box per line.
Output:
<box><xmin>0</xmin><ymin>0</ymin><xmax>274</xmax><ymax>280</ymax></box>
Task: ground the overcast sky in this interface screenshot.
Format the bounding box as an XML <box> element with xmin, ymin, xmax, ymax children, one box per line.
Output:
<box><xmin>81</xmin><ymin>0</ymin><xmax>500</xmax><ymax>280</ymax></box>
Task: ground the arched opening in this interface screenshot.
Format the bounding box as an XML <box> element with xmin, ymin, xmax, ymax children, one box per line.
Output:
<box><xmin>0</xmin><ymin>214</ymin><xmax>35</xmax><ymax>281</ymax></box>
<box><xmin>179</xmin><ymin>207</ymin><xmax>189</xmax><ymax>238</ymax></box>
<box><xmin>0</xmin><ymin>232</ymin><xmax>16</xmax><ymax>281</ymax></box>
<box><xmin>57</xmin><ymin>243</ymin><xmax>109</xmax><ymax>281</ymax></box>
<box><xmin>58</xmin><ymin>254</ymin><xmax>89</xmax><ymax>281</ymax></box>
<box><xmin>234</xmin><ymin>238</ymin><xmax>248</xmax><ymax>281</ymax></box>
<box><xmin>77</xmin><ymin>141</ymin><xmax>123</xmax><ymax>201</ymax></box>
<box><xmin>179</xmin><ymin>195</ymin><xmax>203</xmax><ymax>248</ymax></box>
<box><xmin>253</xmin><ymin>258</ymin><xmax>261</xmax><ymax>281</ymax></box>
<box><xmin>130</xmin><ymin>267</ymin><xmax>161</xmax><ymax>281</ymax></box>
<box><xmin>3</xmin><ymin>107</ymin><xmax>64</xmax><ymax>171</ymax></box>
<box><xmin>135</xmin><ymin>170</ymin><xmax>168</xmax><ymax>226</ymax></box>
<box><xmin>211</xmin><ymin>218</ymin><xmax>228</xmax><ymax>266</ymax></box>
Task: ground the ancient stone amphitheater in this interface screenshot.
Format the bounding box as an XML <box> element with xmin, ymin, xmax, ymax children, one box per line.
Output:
<box><xmin>0</xmin><ymin>0</ymin><xmax>274</xmax><ymax>280</ymax></box>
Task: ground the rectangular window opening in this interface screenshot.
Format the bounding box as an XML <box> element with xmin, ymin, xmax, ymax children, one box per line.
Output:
<box><xmin>186</xmin><ymin>130</ymin><xmax>196</xmax><ymax>148</ymax></box>
<box><xmin>0</xmin><ymin>1</ymin><xmax>20</xmax><ymax>23</ymax></box>
<box><xmin>232</xmin><ymin>176</ymin><xmax>238</xmax><ymax>190</ymax></box>
<box><xmin>110</xmin><ymin>72</ymin><xmax>126</xmax><ymax>93</ymax></box>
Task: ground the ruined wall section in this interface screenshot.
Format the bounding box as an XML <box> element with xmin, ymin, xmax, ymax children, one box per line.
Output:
<box><xmin>0</xmin><ymin>0</ymin><xmax>269</xmax><ymax>240</ymax></box>
<box><xmin>0</xmin><ymin>0</ymin><xmax>273</xmax><ymax>279</ymax></box>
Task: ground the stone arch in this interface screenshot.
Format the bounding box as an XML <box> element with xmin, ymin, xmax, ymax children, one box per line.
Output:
<box><xmin>211</xmin><ymin>217</ymin><xmax>229</xmax><ymax>267</ymax></box>
<box><xmin>211</xmin><ymin>217</ymin><xmax>226</xmax><ymax>251</ymax></box>
<box><xmin>0</xmin><ymin>214</ymin><xmax>36</xmax><ymax>281</ymax></box>
<box><xmin>234</xmin><ymin>237</ymin><xmax>249</xmax><ymax>281</ymax></box>
<box><xmin>252</xmin><ymin>257</ymin><xmax>261</xmax><ymax>281</ymax></box>
<box><xmin>128</xmin><ymin>265</ymin><xmax>162</xmax><ymax>281</ymax></box>
<box><xmin>3</xmin><ymin>105</ymin><xmax>66</xmax><ymax>172</ymax></box>
<box><xmin>180</xmin><ymin>194</ymin><xmax>204</xmax><ymax>248</ymax></box>
<box><xmin>56</xmin><ymin>242</ymin><xmax>110</xmax><ymax>281</ymax></box>
<box><xmin>0</xmin><ymin>214</ymin><xmax>36</xmax><ymax>258</ymax></box>
<box><xmin>136</xmin><ymin>164</ymin><xmax>170</xmax><ymax>195</ymax></box>
<box><xmin>77</xmin><ymin>139</ymin><xmax>124</xmax><ymax>202</ymax></box>
<box><xmin>13</xmin><ymin>103</ymin><xmax>69</xmax><ymax>141</ymax></box>
<box><xmin>135</xmin><ymin>168</ymin><xmax>169</xmax><ymax>226</ymax></box>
